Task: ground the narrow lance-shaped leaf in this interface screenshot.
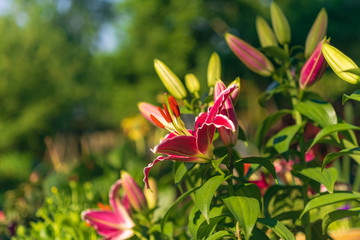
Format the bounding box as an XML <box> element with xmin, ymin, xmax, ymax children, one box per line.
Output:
<box><xmin>307</xmin><ymin>123</ymin><xmax>360</xmax><ymax>151</ymax></box>
<box><xmin>322</xmin><ymin>207</ymin><xmax>360</xmax><ymax>234</ymax></box>
<box><xmin>343</xmin><ymin>90</ymin><xmax>360</xmax><ymax>105</ymax></box>
<box><xmin>300</xmin><ymin>192</ymin><xmax>360</xmax><ymax>219</ymax></box>
<box><xmin>194</xmin><ymin>175</ymin><xmax>226</xmax><ymax>223</ymax></box>
<box><xmin>322</xmin><ymin>148</ymin><xmax>360</xmax><ymax>170</ymax></box>
<box><xmin>257</xmin><ymin>218</ymin><xmax>296</xmax><ymax>240</ymax></box>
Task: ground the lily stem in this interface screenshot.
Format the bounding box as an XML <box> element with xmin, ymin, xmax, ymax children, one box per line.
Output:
<box><xmin>228</xmin><ymin>148</ymin><xmax>235</xmax><ymax>196</ymax></box>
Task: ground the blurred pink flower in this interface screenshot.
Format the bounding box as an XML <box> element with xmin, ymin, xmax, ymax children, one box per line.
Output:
<box><xmin>82</xmin><ymin>179</ymin><xmax>135</xmax><ymax>240</ymax></box>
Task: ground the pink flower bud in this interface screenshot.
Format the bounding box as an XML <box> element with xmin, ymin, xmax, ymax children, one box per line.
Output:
<box><xmin>121</xmin><ymin>171</ymin><xmax>147</xmax><ymax>212</ymax></box>
<box><xmin>214</xmin><ymin>80</ymin><xmax>238</xmax><ymax>147</ymax></box>
<box><xmin>299</xmin><ymin>40</ymin><xmax>327</xmax><ymax>89</ymax></box>
<box><xmin>225</xmin><ymin>33</ymin><xmax>274</xmax><ymax>77</ymax></box>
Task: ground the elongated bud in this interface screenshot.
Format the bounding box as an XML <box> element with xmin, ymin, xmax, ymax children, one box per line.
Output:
<box><xmin>154</xmin><ymin>59</ymin><xmax>187</xmax><ymax>99</ymax></box>
<box><xmin>214</xmin><ymin>80</ymin><xmax>238</xmax><ymax>147</ymax></box>
<box><xmin>299</xmin><ymin>40</ymin><xmax>327</xmax><ymax>88</ymax></box>
<box><xmin>230</xmin><ymin>77</ymin><xmax>241</xmax><ymax>104</ymax></box>
<box><xmin>256</xmin><ymin>16</ymin><xmax>278</xmax><ymax>47</ymax></box>
<box><xmin>207</xmin><ymin>52</ymin><xmax>221</xmax><ymax>87</ymax></box>
<box><xmin>121</xmin><ymin>171</ymin><xmax>147</xmax><ymax>212</ymax></box>
<box><xmin>185</xmin><ymin>73</ymin><xmax>200</xmax><ymax>94</ymax></box>
<box><xmin>270</xmin><ymin>2</ymin><xmax>291</xmax><ymax>45</ymax></box>
<box><xmin>143</xmin><ymin>177</ymin><xmax>157</xmax><ymax>210</ymax></box>
<box><xmin>305</xmin><ymin>8</ymin><xmax>328</xmax><ymax>58</ymax></box>
<box><xmin>225</xmin><ymin>32</ymin><xmax>274</xmax><ymax>77</ymax></box>
<box><xmin>322</xmin><ymin>41</ymin><xmax>360</xmax><ymax>84</ymax></box>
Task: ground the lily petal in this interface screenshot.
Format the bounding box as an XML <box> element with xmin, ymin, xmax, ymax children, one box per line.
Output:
<box><xmin>121</xmin><ymin>171</ymin><xmax>147</xmax><ymax>212</ymax></box>
<box><xmin>81</xmin><ymin>210</ymin><xmax>134</xmax><ymax>239</ymax></box>
<box><xmin>143</xmin><ymin>155</ymin><xmax>206</xmax><ymax>188</ymax></box>
<box><xmin>108</xmin><ymin>180</ymin><xmax>135</xmax><ymax>229</ymax></box>
<box><xmin>152</xmin><ymin>135</ymin><xmax>204</xmax><ymax>157</ymax></box>
<box><xmin>138</xmin><ymin>102</ymin><xmax>171</xmax><ymax>128</ymax></box>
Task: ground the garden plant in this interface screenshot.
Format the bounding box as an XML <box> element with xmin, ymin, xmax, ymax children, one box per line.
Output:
<box><xmin>7</xmin><ymin>1</ymin><xmax>360</xmax><ymax>240</ymax></box>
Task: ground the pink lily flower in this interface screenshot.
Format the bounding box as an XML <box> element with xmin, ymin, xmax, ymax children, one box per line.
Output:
<box><xmin>82</xmin><ymin>179</ymin><xmax>135</xmax><ymax>240</ymax></box>
<box><xmin>121</xmin><ymin>171</ymin><xmax>147</xmax><ymax>212</ymax></box>
<box><xmin>214</xmin><ymin>80</ymin><xmax>238</xmax><ymax>147</ymax></box>
<box><xmin>140</xmin><ymin>85</ymin><xmax>238</xmax><ymax>188</ymax></box>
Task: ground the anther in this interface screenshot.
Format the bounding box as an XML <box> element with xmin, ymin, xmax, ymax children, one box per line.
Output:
<box><xmin>157</xmin><ymin>106</ymin><xmax>172</xmax><ymax>123</ymax></box>
<box><xmin>168</xmin><ymin>96</ymin><xmax>180</xmax><ymax>117</ymax></box>
<box><xmin>162</xmin><ymin>104</ymin><xmax>172</xmax><ymax>122</ymax></box>
<box><xmin>150</xmin><ymin>114</ymin><xmax>165</xmax><ymax>128</ymax></box>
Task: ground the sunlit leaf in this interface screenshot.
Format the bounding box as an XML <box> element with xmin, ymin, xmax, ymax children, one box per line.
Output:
<box><xmin>307</xmin><ymin>123</ymin><xmax>360</xmax><ymax>150</ymax></box>
<box><xmin>343</xmin><ymin>89</ymin><xmax>360</xmax><ymax>105</ymax></box>
<box><xmin>322</xmin><ymin>148</ymin><xmax>360</xmax><ymax>170</ymax></box>
<box><xmin>161</xmin><ymin>187</ymin><xmax>199</xmax><ymax>233</ymax></box>
<box><xmin>257</xmin><ymin>218</ymin><xmax>296</xmax><ymax>240</ymax></box>
<box><xmin>298</xmin><ymin>167</ymin><xmax>337</xmax><ymax>193</ymax></box>
<box><xmin>194</xmin><ymin>175</ymin><xmax>226</xmax><ymax>223</ymax></box>
<box><xmin>295</xmin><ymin>99</ymin><xmax>337</xmax><ymax>128</ymax></box>
<box><xmin>300</xmin><ymin>192</ymin><xmax>360</xmax><ymax>219</ymax></box>
<box><xmin>223</xmin><ymin>196</ymin><xmax>260</xmax><ymax>240</ymax></box>
<box><xmin>322</xmin><ymin>207</ymin><xmax>360</xmax><ymax>233</ymax></box>
<box><xmin>272</xmin><ymin>123</ymin><xmax>305</xmax><ymax>157</ymax></box>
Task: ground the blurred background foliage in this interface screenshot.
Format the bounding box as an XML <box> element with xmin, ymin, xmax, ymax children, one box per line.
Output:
<box><xmin>1</xmin><ymin>0</ymin><xmax>360</xmax><ymax>238</ymax></box>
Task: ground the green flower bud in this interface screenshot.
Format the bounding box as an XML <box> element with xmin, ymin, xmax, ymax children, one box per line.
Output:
<box><xmin>207</xmin><ymin>52</ymin><xmax>221</xmax><ymax>87</ymax></box>
<box><xmin>256</xmin><ymin>16</ymin><xmax>278</xmax><ymax>47</ymax></box>
<box><xmin>185</xmin><ymin>73</ymin><xmax>200</xmax><ymax>94</ymax></box>
<box><xmin>154</xmin><ymin>59</ymin><xmax>187</xmax><ymax>99</ymax></box>
<box><xmin>270</xmin><ymin>2</ymin><xmax>291</xmax><ymax>45</ymax></box>
<box><xmin>305</xmin><ymin>8</ymin><xmax>328</xmax><ymax>58</ymax></box>
<box><xmin>322</xmin><ymin>41</ymin><xmax>360</xmax><ymax>84</ymax></box>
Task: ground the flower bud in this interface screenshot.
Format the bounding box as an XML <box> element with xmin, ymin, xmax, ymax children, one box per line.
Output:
<box><xmin>322</xmin><ymin>42</ymin><xmax>360</xmax><ymax>84</ymax></box>
<box><xmin>256</xmin><ymin>16</ymin><xmax>278</xmax><ymax>47</ymax></box>
<box><xmin>304</xmin><ymin>8</ymin><xmax>328</xmax><ymax>58</ymax></box>
<box><xmin>154</xmin><ymin>59</ymin><xmax>187</xmax><ymax>99</ymax></box>
<box><xmin>143</xmin><ymin>177</ymin><xmax>157</xmax><ymax>210</ymax></box>
<box><xmin>214</xmin><ymin>80</ymin><xmax>238</xmax><ymax>147</ymax></box>
<box><xmin>121</xmin><ymin>171</ymin><xmax>147</xmax><ymax>212</ymax></box>
<box><xmin>270</xmin><ymin>2</ymin><xmax>291</xmax><ymax>45</ymax></box>
<box><xmin>207</xmin><ymin>52</ymin><xmax>221</xmax><ymax>87</ymax></box>
<box><xmin>299</xmin><ymin>40</ymin><xmax>327</xmax><ymax>88</ymax></box>
<box><xmin>230</xmin><ymin>77</ymin><xmax>241</xmax><ymax>104</ymax></box>
<box><xmin>225</xmin><ymin>32</ymin><xmax>274</xmax><ymax>77</ymax></box>
<box><xmin>185</xmin><ymin>73</ymin><xmax>200</xmax><ymax>94</ymax></box>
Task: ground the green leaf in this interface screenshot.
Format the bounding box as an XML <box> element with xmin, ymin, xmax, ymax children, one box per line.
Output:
<box><xmin>343</xmin><ymin>89</ymin><xmax>360</xmax><ymax>105</ymax></box>
<box><xmin>264</xmin><ymin>185</ymin><xmax>302</xmax><ymax>218</ymax></box>
<box><xmin>273</xmin><ymin>210</ymin><xmax>301</xmax><ymax>221</ymax></box>
<box><xmin>322</xmin><ymin>147</ymin><xmax>360</xmax><ymax>170</ymax></box>
<box><xmin>295</xmin><ymin>99</ymin><xmax>337</xmax><ymax>128</ymax></box>
<box><xmin>261</xmin><ymin>46</ymin><xmax>290</xmax><ymax>62</ymax></box>
<box><xmin>257</xmin><ymin>218</ymin><xmax>296</xmax><ymax>240</ymax></box>
<box><xmin>238</xmin><ymin>125</ymin><xmax>247</xmax><ymax>142</ymax></box>
<box><xmin>236</xmin><ymin>183</ymin><xmax>262</xmax><ymax>208</ymax></box>
<box><xmin>272</xmin><ymin>123</ymin><xmax>305</xmax><ymax>156</ymax></box>
<box><xmin>255</xmin><ymin>110</ymin><xmax>293</xmax><ymax>148</ymax></box>
<box><xmin>161</xmin><ymin>187</ymin><xmax>199</xmax><ymax>233</ymax></box>
<box><xmin>206</xmin><ymin>230</ymin><xmax>232</xmax><ymax>240</ymax></box>
<box><xmin>298</xmin><ymin>167</ymin><xmax>337</xmax><ymax>193</ymax></box>
<box><xmin>223</xmin><ymin>196</ymin><xmax>260</xmax><ymax>240</ymax></box>
<box><xmin>235</xmin><ymin>157</ymin><xmax>277</xmax><ymax>180</ymax></box>
<box><xmin>195</xmin><ymin>175</ymin><xmax>226</xmax><ymax>223</ymax></box>
<box><xmin>307</xmin><ymin>123</ymin><xmax>360</xmax><ymax>150</ymax></box>
<box><xmin>197</xmin><ymin>215</ymin><xmax>225</xmax><ymax>240</ymax></box>
<box><xmin>300</xmin><ymin>192</ymin><xmax>360</xmax><ymax>219</ymax></box>
<box><xmin>250</xmin><ymin>227</ymin><xmax>270</xmax><ymax>240</ymax></box>
<box><xmin>322</xmin><ymin>207</ymin><xmax>360</xmax><ymax>233</ymax></box>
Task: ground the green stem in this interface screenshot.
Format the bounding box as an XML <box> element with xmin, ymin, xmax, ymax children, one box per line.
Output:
<box><xmin>228</xmin><ymin>149</ymin><xmax>235</xmax><ymax>196</ymax></box>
